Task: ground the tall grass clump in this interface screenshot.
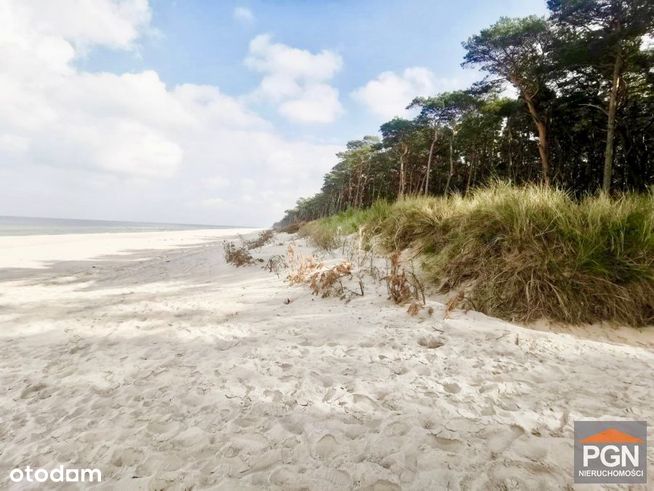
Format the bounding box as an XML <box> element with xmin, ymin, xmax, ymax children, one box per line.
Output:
<box><xmin>378</xmin><ymin>183</ymin><xmax>654</xmax><ymax>325</ymax></box>
<box><xmin>300</xmin><ymin>200</ymin><xmax>392</xmax><ymax>250</ymax></box>
<box><xmin>293</xmin><ymin>183</ymin><xmax>653</xmax><ymax>325</ymax></box>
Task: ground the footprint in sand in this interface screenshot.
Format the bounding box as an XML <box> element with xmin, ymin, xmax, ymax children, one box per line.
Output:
<box><xmin>352</xmin><ymin>393</ymin><xmax>379</xmax><ymax>411</ymax></box>
<box><xmin>487</xmin><ymin>424</ymin><xmax>526</xmax><ymax>455</ymax></box>
<box><xmin>146</xmin><ymin>420</ymin><xmax>180</xmax><ymax>436</ymax></box>
<box><xmin>443</xmin><ymin>382</ymin><xmax>461</xmax><ymax>394</ymax></box>
<box><xmin>361</xmin><ymin>479</ymin><xmax>401</xmax><ymax>491</ymax></box>
<box><xmin>315</xmin><ymin>434</ymin><xmax>338</xmax><ymax>459</ymax></box>
<box><xmin>428</xmin><ymin>434</ymin><xmax>464</xmax><ymax>453</ymax></box>
<box><xmin>317</xmin><ymin>468</ymin><xmax>352</xmax><ymax>488</ymax></box>
<box><xmin>111</xmin><ymin>447</ymin><xmax>145</xmax><ymax>467</ymax></box>
<box><xmin>269</xmin><ymin>466</ymin><xmax>296</xmax><ymax>486</ymax></box>
<box><xmin>279</xmin><ymin>417</ymin><xmax>304</xmax><ymax>435</ymax></box>
<box><xmin>418</xmin><ymin>336</ymin><xmax>444</xmax><ymax>349</ymax></box>
<box><xmin>19</xmin><ymin>382</ymin><xmax>49</xmax><ymax>399</ymax></box>
<box><xmin>384</xmin><ymin>421</ymin><xmax>410</xmax><ymax>437</ymax></box>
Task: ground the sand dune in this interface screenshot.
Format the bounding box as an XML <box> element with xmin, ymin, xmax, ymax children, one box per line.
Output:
<box><xmin>1</xmin><ymin>230</ymin><xmax>652</xmax><ymax>489</ymax></box>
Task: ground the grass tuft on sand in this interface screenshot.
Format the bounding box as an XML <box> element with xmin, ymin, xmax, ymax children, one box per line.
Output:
<box><xmin>300</xmin><ymin>183</ymin><xmax>654</xmax><ymax>325</ymax></box>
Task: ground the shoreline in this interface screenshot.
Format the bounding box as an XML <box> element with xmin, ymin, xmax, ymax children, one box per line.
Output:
<box><xmin>0</xmin><ymin>215</ymin><xmax>249</xmax><ymax>238</ymax></box>
<box><xmin>1</xmin><ymin>229</ymin><xmax>652</xmax><ymax>489</ymax></box>
<box><xmin>0</xmin><ymin>228</ymin><xmax>259</xmax><ymax>270</ymax></box>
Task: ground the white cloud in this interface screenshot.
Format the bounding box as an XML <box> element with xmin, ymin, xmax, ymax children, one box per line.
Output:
<box><xmin>352</xmin><ymin>67</ymin><xmax>475</xmax><ymax>120</ymax></box>
<box><xmin>245</xmin><ymin>34</ymin><xmax>343</xmax><ymax>124</ymax></box>
<box><xmin>0</xmin><ymin>0</ymin><xmax>152</xmax><ymax>51</ymax></box>
<box><xmin>233</xmin><ymin>6</ymin><xmax>254</xmax><ymax>25</ymax></box>
<box><xmin>278</xmin><ymin>84</ymin><xmax>342</xmax><ymax>123</ymax></box>
<box><xmin>0</xmin><ymin>0</ymin><xmax>341</xmax><ymax>225</ymax></box>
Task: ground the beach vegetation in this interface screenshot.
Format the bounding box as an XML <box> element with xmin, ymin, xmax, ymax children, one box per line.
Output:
<box><xmin>223</xmin><ymin>241</ymin><xmax>255</xmax><ymax>267</ymax></box>
<box><xmin>244</xmin><ymin>229</ymin><xmax>275</xmax><ymax>250</ymax></box>
<box><xmin>301</xmin><ymin>183</ymin><xmax>654</xmax><ymax>325</ymax></box>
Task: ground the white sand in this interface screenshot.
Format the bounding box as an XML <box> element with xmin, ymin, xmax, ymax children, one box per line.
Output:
<box><xmin>1</xmin><ymin>230</ymin><xmax>652</xmax><ymax>490</ymax></box>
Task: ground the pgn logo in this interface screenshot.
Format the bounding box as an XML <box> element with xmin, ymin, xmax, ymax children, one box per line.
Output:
<box><xmin>574</xmin><ymin>421</ymin><xmax>647</xmax><ymax>484</ymax></box>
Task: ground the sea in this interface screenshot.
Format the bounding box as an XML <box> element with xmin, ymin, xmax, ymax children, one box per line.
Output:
<box><xmin>0</xmin><ymin>216</ymin><xmax>232</xmax><ymax>236</ymax></box>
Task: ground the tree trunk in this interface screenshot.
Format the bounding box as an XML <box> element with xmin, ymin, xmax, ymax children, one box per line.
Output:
<box><xmin>353</xmin><ymin>157</ymin><xmax>363</xmax><ymax>207</ymax></box>
<box><xmin>445</xmin><ymin>132</ymin><xmax>454</xmax><ymax>194</ymax></box>
<box><xmin>398</xmin><ymin>144</ymin><xmax>408</xmax><ymax>199</ymax></box>
<box><xmin>603</xmin><ymin>50</ymin><xmax>623</xmax><ymax>193</ymax></box>
<box><xmin>465</xmin><ymin>153</ymin><xmax>475</xmax><ymax>195</ymax></box>
<box><xmin>523</xmin><ymin>95</ymin><xmax>550</xmax><ymax>186</ymax></box>
<box><xmin>347</xmin><ymin>173</ymin><xmax>353</xmax><ymax>207</ymax></box>
<box><xmin>425</xmin><ymin>128</ymin><xmax>438</xmax><ymax>195</ymax></box>
<box><xmin>465</xmin><ymin>162</ymin><xmax>472</xmax><ymax>195</ymax></box>
<box><xmin>507</xmin><ymin>125</ymin><xmax>514</xmax><ymax>181</ymax></box>
<box><xmin>359</xmin><ymin>158</ymin><xmax>369</xmax><ymax>207</ymax></box>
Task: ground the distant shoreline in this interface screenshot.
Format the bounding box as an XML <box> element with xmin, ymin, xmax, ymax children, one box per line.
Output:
<box><xmin>0</xmin><ymin>215</ymin><xmax>251</xmax><ymax>237</ymax></box>
<box><xmin>0</xmin><ymin>227</ymin><xmax>258</xmax><ymax>270</ymax></box>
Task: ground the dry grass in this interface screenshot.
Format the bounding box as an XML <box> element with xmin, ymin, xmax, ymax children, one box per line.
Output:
<box><xmin>263</xmin><ymin>255</ymin><xmax>288</xmax><ymax>275</ymax></box>
<box><xmin>299</xmin><ymin>200</ymin><xmax>391</xmax><ymax>251</ymax></box>
<box><xmin>276</xmin><ymin>221</ymin><xmax>305</xmax><ymax>234</ymax></box>
<box><xmin>298</xmin><ymin>221</ymin><xmax>341</xmax><ymax>250</ymax></box>
<box><xmin>286</xmin><ymin>244</ymin><xmax>323</xmax><ymax>285</ymax></box>
<box><xmin>384</xmin><ymin>252</ymin><xmax>426</xmax><ymax>311</ymax></box>
<box><xmin>308</xmin><ymin>261</ymin><xmax>363</xmax><ymax>299</ymax></box>
<box><xmin>244</xmin><ymin>230</ymin><xmax>275</xmax><ymax>250</ymax></box>
<box><xmin>223</xmin><ymin>241</ymin><xmax>255</xmax><ymax>267</ymax></box>
<box><xmin>285</xmin><ymin>243</ymin><xmax>364</xmax><ymax>300</ymax></box>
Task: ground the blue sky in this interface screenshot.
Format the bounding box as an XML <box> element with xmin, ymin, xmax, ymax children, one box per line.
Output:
<box><xmin>0</xmin><ymin>0</ymin><xmax>548</xmax><ymax>225</ymax></box>
<box><xmin>81</xmin><ymin>0</ymin><xmax>547</xmax><ymax>142</ymax></box>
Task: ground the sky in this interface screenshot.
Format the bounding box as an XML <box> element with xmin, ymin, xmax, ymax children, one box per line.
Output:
<box><xmin>0</xmin><ymin>0</ymin><xmax>547</xmax><ymax>226</ymax></box>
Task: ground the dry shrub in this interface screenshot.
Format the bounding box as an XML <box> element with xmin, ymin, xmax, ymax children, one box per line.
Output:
<box><xmin>287</xmin><ymin>256</ymin><xmax>323</xmax><ymax>284</ymax></box>
<box><xmin>286</xmin><ymin>243</ymin><xmax>363</xmax><ymax>299</ymax></box>
<box><xmin>384</xmin><ymin>252</ymin><xmax>425</xmax><ymax>308</ymax></box>
<box><xmin>342</xmin><ymin>232</ymin><xmax>384</xmax><ymax>281</ymax></box>
<box><xmin>308</xmin><ymin>261</ymin><xmax>363</xmax><ymax>298</ymax></box>
<box><xmin>407</xmin><ymin>302</ymin><xmax>422</xmax><ymax>316</ymax></box>
<box><xmin>444</xmin><ymin>290</ymin><xmax>465</xmax><ymax>318</ymax></box>
<box><xmin>286</xmin><ymin>244</ymin><xmax>323</xmax><ymax>284</ymax></box>
<box><xmin>223</xmin><ymin>241</ymin><xmax>254</xmax><ymax>267</ymax></box>
<box><xmin>277</xmin><ymin>221</ymin><xmax>304</xmax><ymax>234</ymax></box>
<box><xmin>263</xmin><ymin>255</ymin><xmax>287</xmax><ymax>275</ymax></box>
<box><xmin>245</xmin><ymin>229</ymin><xmax>275</xmax><ymax>250</ymax></box>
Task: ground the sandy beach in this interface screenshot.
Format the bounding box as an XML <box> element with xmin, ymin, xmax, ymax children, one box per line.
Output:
<box><xmin>1</xmin><ymin>229</ymin><xmax>653</xmax><ymax>490</ymax></box>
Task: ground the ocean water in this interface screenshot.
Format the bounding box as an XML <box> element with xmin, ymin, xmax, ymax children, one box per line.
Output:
<box><xmin>0</xmin><ymin>216</ymin><xmax>231</xmax><ymax>236</ymax></box>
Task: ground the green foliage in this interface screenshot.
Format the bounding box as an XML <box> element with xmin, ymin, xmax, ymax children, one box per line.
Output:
<box><xmin>275</xmin><ymin>0</ymin><xmax>654</xmax><ymax>232</ymax></box>
<box><xmin>298</xmin><ymin>221</ymin><xmax>340</xmax><ymax>250</ymax></box>
<box><xmin>462</xmin><ymin>15</ymin><xmax>552</xmax><ymax>88</ymax></box>
<box><xmin>300</xmin><ymin>200</ymin><xmax>392</xmax><ymax>250</ymax></box>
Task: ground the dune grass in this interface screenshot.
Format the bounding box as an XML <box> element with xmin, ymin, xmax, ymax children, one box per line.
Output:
<box><xmin>299</xmin><ymin>200</ymin><xmax>392</xmax><ymax>250</ymax></box>
<box><xmin>301</xmin><ymin>183</ymin><xmax>654</xmax><ymax>326</ymax></box>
